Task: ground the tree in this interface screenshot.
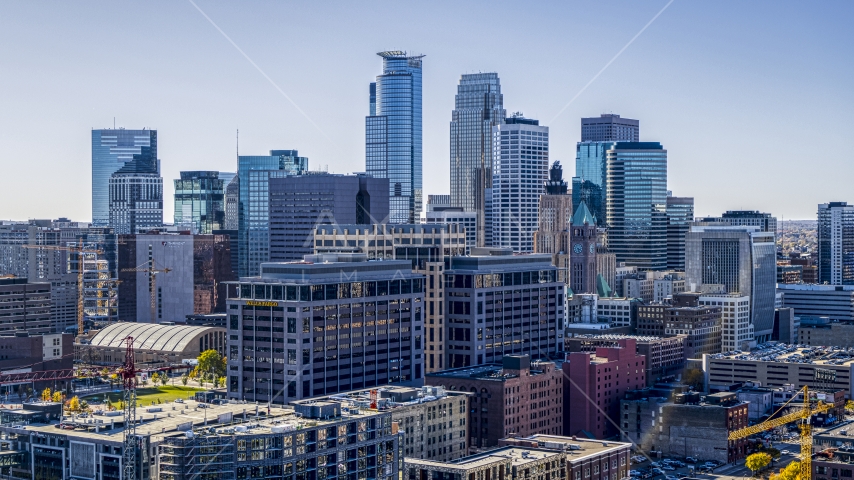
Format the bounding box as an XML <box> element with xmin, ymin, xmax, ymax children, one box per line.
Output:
<box><xmin>770</xmin><ymin>461</ymin><xmax>801</xmax><ymax>480</ymax></box>
<box><xmin>181</xmin><ymin>375</ymin><xmax>189</xmax><ymax>386</ymax></box>
<box><xmin>51</xmin><ymin>391</ymin><xmax>63</xmax><ymax>403</ymax></box>
<box><xmin>746</xmin><ymin>453</ymin><xmax>772</xmax><ymax>476</ymax></box>
<box><xmin>159</xmin><ymin>373</ymin><xmax>168</xmax><ymax>386</ymax></box>
<box><xmin>150</xmin><ymin>372</ymin><xmax>160</xmax><ymax>386</ymax></box>
<box><xmin>41</xmin><ymin>388</ymin><xmax>51</xmax><ymax>402</ymax></box>
<box><xmin>682</xmin><ymin>368</ymin><xmax>704</xmax><ymax>391</ymax></box>
<box><xmin>67</xmin><ymin>396</ymin><xmax>80</xmax><ymax>412</ymax></box>
<box><xmin>198</xmin><ymin>350</ymin><xmax>226</xmax><ymax>380</ymax></box>
<box><xmin>846</xmin><ymin>399</ymin><xmax>854</xmax><ymax>412</ymax></box>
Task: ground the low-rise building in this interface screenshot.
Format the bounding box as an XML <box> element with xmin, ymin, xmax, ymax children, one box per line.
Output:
<box><xmin>0</xmin><ymin>278</ymin><xmax>51</xmax><ymax>335</ymax></box>
<box><xmin>564</xmin><ymin>334</ymin><xmax>686</xmax><ymax>386</ymax></box>
<box><xmin>778</xmin><ymin>284</ymin><xmax>854</xmax><ymax>322</ymax></box>
<box><xmin>813</xmin><ymin>447</ymin><xmax>854</xmax><ymax>480</ymax></box>
<box><xmin>301</xmin><ymin>385</ymin><xmax>471</xmax><ymax>461</ymax></box>
<box><xmin>798</xmin><ymin>318</ymin><xmax>854</xmax><ymax>348</ymax></box>
<box><xmin>620</xmin><ymin>391</ymin><xmax>748</xmax><ymax>463</ymax></box>
<box><xmin>425</xmin><ymin>356</ymin><xmax>563</xmax><ymax>450</ymax></box>
<box><xmin>404</xmin><ymin>435</ymin><xmax>631</xmax><ymax>480</ymax></box>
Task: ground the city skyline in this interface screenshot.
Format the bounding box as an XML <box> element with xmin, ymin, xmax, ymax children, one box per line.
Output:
<box><xmin>1</xmin><ymin>2</ymin><xmax>852</xmax><ymax>223</ymax></box>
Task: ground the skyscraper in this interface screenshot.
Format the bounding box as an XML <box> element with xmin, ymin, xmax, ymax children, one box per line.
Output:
<box><xmin>491</xmin><ymin>115</ymin><xmax>549</xmax><ymax>252</ymax></box>
<box><xmin>366</xmin><ymin>51</ymin><xmax>423</xmax><ymax>224</ymax></box>
<box><xmin>605</xmin><ymin>142</ymin><xmax>668</xmax><ymax>270</ymax></box>
<box><xmin>108</xmin><ymin>151</ymin><xmax>163</xmax><ymax>234</ymax></box>
<box><xmin>449</xmin><ymin>73</ymin><xmax>505</xmax><ymax>246</ymax></box>
<box><xmin>237</xmin><ymin>150</ymin><xmax>308</xmax><ymax>277</ymax></box>
<box><xmin>818</xmin><ymin>202</ymin><xmax>854</xmax><ymax>285</ymax></box>
<box><xmin>666</xmin><ymin>195</ymin><xmax>695</xmax><ymax>270</ymax></box>
<box><xmin>92</xmin><ymin>129</ymin><xmax>157</xmax><ymax>226</ymax></box>
<box><xmin>173</xmin><ymin>171</ymin><xmax>226</xmax><ymax>234</ymax></box>
<box><xmin>685</xmin><ymin>225</ymin><xmax>776</xmax><ymax>344</ymax></box>
<box><xmin>533</xmin><ymin>161</ymin><xmax>573</xmax><ymax>280</ymax></box>
<box><xmin>572</xmin><ymin>141</ymin><xmax>612</xmax><ymax>226</ymax></box>
<box><xmin>581</xmin><ymin>114</ymin><xmax>639</xmax><ymax>142</ymax></box>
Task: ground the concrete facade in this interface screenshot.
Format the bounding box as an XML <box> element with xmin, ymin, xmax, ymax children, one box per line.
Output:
<box><xmin>799</xmin><ymin>319</ymin><xmax>854</xmax><ymax>347</ymax></box>
<box><xmin>778</xmin><ymin>284</ymin><xmax>854</xmax><ymax>322</ymax></box>
<box><xmin>0</xmin><ymin>278</ymin><xmax>51</xmax><ymax>335</ymax></box>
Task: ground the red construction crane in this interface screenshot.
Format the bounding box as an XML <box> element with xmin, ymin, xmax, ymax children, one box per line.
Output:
<box><xmin>370</xmin><ymin>389</ymin><xmax>378</xmax><ymax>409</ymax></box>
<box><xmin>118</xmin><ymin>336</ymin><xmax>137</xmax><ymax>480</ymax></box>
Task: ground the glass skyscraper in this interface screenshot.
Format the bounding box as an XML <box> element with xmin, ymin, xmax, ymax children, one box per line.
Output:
<box><xmin>572</xmin><ymin>141</ymin><xmax>613</xmax><ymax>227</ymax></box>
<box><xmin>108</xmin><ymin>146</ymin><xmax>162</xmax><ymax>234</ymax></box>
<box><xmin>237</xmin><ymin>150</ymin><xmax>308</xmax><ymax>277</ymax></box>
<box><xmin>174</xmin><ymin>171</ymin><xmax>227</xmax><ymax>234</ymax></box>
<box><xmin>92</xmin><ymin>129</ymin><xmax>157</xmax><ymax>226</ymax></box>
<box><xmin>605</xmin><ymin>142</ymin><xmax>668</xmax><ymax>270</ymax></box>
<box><xmin>365</xmin><ymin>51</ymin><xmax>423</xmax><ymax>224</ymax></box>
<box><xmin>449</xmin><ymin>73</ymin><xmax>505</xmax><ymax>247</ymax></box>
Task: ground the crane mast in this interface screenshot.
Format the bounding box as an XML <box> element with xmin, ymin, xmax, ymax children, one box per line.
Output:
<box><xmin>121</xmin><ymin>336</ymin><xmax>138</xmax><ymax>480</ymax></box>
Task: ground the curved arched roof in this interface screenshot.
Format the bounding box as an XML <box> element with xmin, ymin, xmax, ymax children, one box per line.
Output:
<box><xmin>89</xmin><ymin>322</ymin><xmax>223</xmax><ymax>353</ymax></box>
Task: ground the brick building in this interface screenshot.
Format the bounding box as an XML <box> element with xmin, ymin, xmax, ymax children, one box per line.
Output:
<box><xmin>425</xmin><ymin>355</ymin><xmax>563</xmax><ymax>450</ymax></box>
<box><xmin>635</xmin><ymin>294</ymin><xmax>722</xmax><ymax>358</ymax></box>
<box><xmin>563</xmin><ymin>338</ymin><xmax>646</xmax><ymax>439</ymax></box>
<box><xmin>0</xmin><ymin>278</ymin><xmax>51</xmax><ymax>335</ymax></box>
<box><xmin>565</xmin><ymin>334</ymin><xmax>686</xmax><ymax>386</ymax></box>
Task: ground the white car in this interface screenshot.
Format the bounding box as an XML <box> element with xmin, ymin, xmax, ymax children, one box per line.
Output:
<box><xmin>781</xmin><ymin>450</ymin><xmax>790</xmax><ymax>455</ymax></box>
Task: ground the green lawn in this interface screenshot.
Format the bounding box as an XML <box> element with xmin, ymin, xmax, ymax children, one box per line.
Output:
<box><xmin>82</xmin><ymin>385</ymin><xmax>204</xmax><ymax>408</ymax></box>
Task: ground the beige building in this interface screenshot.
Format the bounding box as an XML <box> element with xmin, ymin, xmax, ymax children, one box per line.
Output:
<box><xmin>77</xmin><ymin>321</ymin><xmax>226</xmax><ymax>366</ymax></box>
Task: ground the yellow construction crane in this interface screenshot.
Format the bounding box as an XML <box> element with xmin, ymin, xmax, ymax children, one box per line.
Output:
<box><xmin>728</xmin><ymin>386</ymin><xmax>830</xmax><ymax>480</ymax></box>
<box><xmin>20</xmin><ymin>244</ymin><xmax>104</xmax><ymax>335</ymax></box>
<box><xmin>121</xmin><ymin>261</ymin><xmax>171</xmax><ymax>323</ymax></box>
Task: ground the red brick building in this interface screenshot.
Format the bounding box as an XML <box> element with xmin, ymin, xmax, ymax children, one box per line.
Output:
<box><xmin>564</xmin><ymin>338</ymin><xmax>645</xmax><ymax>439</ymax></box>
<box><xmin>425</xmin><ymin>355</ymin><xmax>563</xmax><ymax>451</ymax></box>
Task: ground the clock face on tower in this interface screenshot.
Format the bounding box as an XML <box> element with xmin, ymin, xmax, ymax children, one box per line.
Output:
<box><xmin>573</xmin><ymin>243</ymin><xmax>583</xmax><ymax>254</ymax></box>
<box><xmin>590</xmin><ymin>244</ymin><xmax>596</xmax><ymax>254</ymax></box>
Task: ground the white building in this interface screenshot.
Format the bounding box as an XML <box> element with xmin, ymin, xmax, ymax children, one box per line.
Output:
<box><xmin>699</xmin><ymin>293</ymin><xmax>753</xmax><ymax>352</ymax></box>
<box><xmin>491</xmin><ymin>116</ymin><xmax>548</xmax><ymax>252</ymax></box>
<box><xmin>424</xmin><ymin>209</ymin><xmax>476</xmax><ymax>255</ymax></box>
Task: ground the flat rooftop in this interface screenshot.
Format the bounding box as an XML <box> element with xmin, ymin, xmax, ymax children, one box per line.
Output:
<box><xmin>708</xmin><ymin>343</ymin><xmax>854</xmax><ymax>366</ymax></box>
<box><xmin>426</xmin><ymin>361</ymin><xmax>558</xmax><ymax>381</ymax></box>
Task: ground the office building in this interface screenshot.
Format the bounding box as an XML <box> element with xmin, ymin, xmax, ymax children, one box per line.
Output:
<box><xmin>665</xmin><ymin>195</ymin><xmax>694</xmax><ymax>270</ymax></box>
<box><xmin>581</xmin><ymin>114</ymin><xmax>639</xmax><ymax>142</ymax></box>
<box><xmin>790</xmin><ymin>252</ymin><xmax>818</xmax><ymax>283</ymax></box>
<box><xmin>665</xmin><ymin>293</ymin><xmax>723</xmax><ymax>358</ymax></box>
<box><xmin>697</xmin><ymin>293</ymin><xmax>751</xmax><ymax>352</ymax></box>
<box><xmin>0</xmin><ymin>278</ymin><xmax>51</xmax><ymax>334</ymax></box>
<box><xmin>305</xmin><ymin>386</ymin><xmax>471</xmax><ymax>461</ymax></box>
<box><xmin>224</xmin><ymin>175</ymin><xmax>239</xmax><ymax>230</ymax></box>
<box><xmin>605</xmin><ymin>142</ymin><xmax>668</xmax><ymax>270</ymax></box>
<box><xmin>704</xmin><ymin>345</ymin><xmax>854</xmax><ymax>397</ymax></box>
<box><xmin>565</xmin><ymin>294</ymin><xmax>638</xmax><ymax>328</ymax></box>
<box><xmin>491</xmin><ymin>115</ymin><xmax>549</xmax><ymax>252</ymax></box>
<box><xmin>597</xmin><ymin>248</ymin><xmax>617</xmax><ymax>296</ymax></box>
<box><xmin>442</xmin><ymin>249</ymin><xmax>564</xmax><ymax>368</ymax></box>
<box><xmin>405</xmin><ymin>435</ymin><xmax>631</xmax><ymax>480</ymax></box>
<box><xmin>621</xmin><ymin>391</ymin><xmax>748</xmax><ymax>463</ymax></box>
<box><xmin>613</xmin><ymin>264</ymin><xmax>637</xmax><ymax>297</ymax></box>
<box><xmin>686</xmin><ymin>225</ymin><xmax>776</xmax><ymax>343</ymax></box>
<box><xmin>424</xmin><ymin>209</ymin><xmax>476</xmax><ymax>255</ymax></box>
<box><xmin>565</xmin><ymin>334</ymin><xmax>686</xmax><ymax>386</ymax></box>
<box><xmin>720</xmin><ymin>210</ymin><xmax>778</xmax><ymax>233</ymax></box>
<box><xmin>778</xmin><ymin>283</ymin><xmax>854</xmax><ymax>322</ymax></box>
<box><xmin>118</xmin><ymin>232</ymin><xmax>234</xmax><ymax>323</ymax></box>
<box><xmin>173</xmin><ymin>171</ymin><xmax>227</xmax><ymax>234</ymax></box>
<box><xmin>450</xmin><ymin>73</ymin><xmax>505</xmax><ymax>247</ymax></box>
<box><xmin>0</xmin><ymin>223</ymin><xmax>29</xmax><ymax>278</ymax></box>
<box><xmin>91</xmin><ymin>128</ymin><xmax>157</xmax><ymax>226</ymax></box>
<box><xmin>268</xmin><ymin>173</ymin><xmax>389</xmax><ymax>262</ymax></box>
<box><xmin>225</xmin><ymin>253</ymin><xmax>425</xmax><ymax>403</ymax></box>
<box><xmin>564</xmin><ymin>338</ymin><xmax>646</xmax><ymax>439</ymax></box>
<box><xmin>0</xmin><ymin>332</ymin><xmax>72</xmax><ymax>391</ymax></box>
<box><xmin>237</xmin><ymin>150</ymin><xmax>308</xmax><ymax>277</ymax></box>
<box><xmin>108</xmin><ymin>151</ymin><xmax>163</xmax><ymax>234</ymax></box>
<box><xmin>818</xmin><ymin>202</ymin><xmax>854</xmax><ymax>285</ymax></box>
<box><xmin>366</xmin><ymin>51</ymin><xmax>424</xmax><ymax>224</ymax></box>
<box><xmin>426</xmin><ymin>356</ymin><xmax>563</xmax><ymax>449</ymax></box>
<box><xmin>621</xmin><ymin>270</ymin><xmax>685</xmax><ymax>303</ymax></box>
<box><xmin>572</xmin><ymin>142</ymin><xmax>611</xmax><ymax>227</ymax></box>
<box><xmin>533</xmin><ymin>161</ymin><xmax>573</xmax><ymax>255</ymax></box>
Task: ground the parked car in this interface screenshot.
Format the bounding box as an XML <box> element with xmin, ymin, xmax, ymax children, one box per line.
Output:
<box><xmin>781</xmin><ymin>450</ymin><xmax>791</xmax><ymax>455</ymax></box>
<box><xmin>661</xmin><ymin>466</ymin><xmax>675</xmax><ymax>471</ymax></box>
<box><xmin>665</xmin><ymin>476</ymin><xmax>679</xmax><ymax>480</ymax></box>
<box><xmin>652</xmin><ymin>468</ymin><xmax>665</xmax><ymax>475</ymax></box>
<box><xmin>630</xmin><ymin>471</ymin><xmax>641</xmax><ymax>477</ymax></box>
<box><xmin>685</xmin><ymin>457</ymin><xmax>697</xmax><ymax>463</ymax></box>
<box><xmin>650</xmin><ymin>462</ymin><xmax>661</xmax><ymax>468</ymax></box>
<box><xmin>174</xmin><ymin>398</ymin><xmax>184</xmax><ymax>403</ymax></box>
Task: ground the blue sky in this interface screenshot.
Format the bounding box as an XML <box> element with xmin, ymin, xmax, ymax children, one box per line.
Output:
<box><xmin>1</xmin><ymin>1</ymin><xmax>852</xmax><ymax>222</ymax></box>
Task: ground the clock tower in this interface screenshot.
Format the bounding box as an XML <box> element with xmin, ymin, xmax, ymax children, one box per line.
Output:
<box><xmin>570</xmin><ymin>201</ymin><xmax>598</xmax><ymax>294</ymax></box>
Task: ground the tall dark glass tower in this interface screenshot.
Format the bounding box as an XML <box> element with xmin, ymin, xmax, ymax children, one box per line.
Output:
<box><xmin>366</xmin><ymin>51</ymin><xmax>423</xmax><ymax>224</ymax></box>
<box><xmin>450</xmin><ymin>73</ymin><xmax>505</xmax><ymax>246</ymax></box>
<box><xmin>572</xmin><ymin>142</ymin><xmax>612</xmax><ymax>227</ymax></box>
<box><xmin>605</xmin><ymin>142</ymin><xmax>668</xmax><ymax>270</ymax></box>
<box><xmin>92</xmin><ymin>129</ymin><xmax>157</xmax><ymax>226</ymax></box>
<box><xmin>174</xmin><ymin>171</ymin><xmax>226</xmax><ymax>234</ymax></box>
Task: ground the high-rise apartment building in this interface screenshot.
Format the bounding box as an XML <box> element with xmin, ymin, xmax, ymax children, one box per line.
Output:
<box><xmin>173</xmin><ymin>171</ymin><xmax>227</xmax><ymax>234</ymax></box>
<box><xmin>605</xmin><ymin>142</ymin><xmax>668</xmax><ymax>270</ymax></box>
<box><xmin>268</xmin><ymin>173</ymin><xmax>389</xmax><ymax>262</ymax></box>
<box><xmin>686</xmin><ymin>225</ymin><xmax>776</xmax><ymax>344</ymax></box>
<box><xmin>108</xmin><ymin>147</ymin><xmax>163</xmax><ymax>234</ymax></box>
<box><xmin>450</xmin><ymin>73</ymin><xmax>505</xmax><ymax>246</ymax></box>
<box><xmin>366</xmin><ymin>51</ymin><xmax>423</xmax><ymax>224</ymax></box>
<box><xmin>818</xmin><ymin>202</ymin><xmax>854</xmax><ymax>285</ymax></box>
<box><xmin>666</xmin><ymin>195</ymin><xmax>694</xmax><ymax>270</ymax></box>
<box><xmin>91</xmin><ymin>128</ymin><xmax>157</xmax><ymax>226</ymax></box>
<box><xmin>225</xmin><ymin>254</ymin><xmax>425</xmax><ymax>403</ymax></box>
<box><xmin>237</xmin><ymin>150</ymin><xmax>308</xmax><ymax>277</ymax></box>
<box><xmin>581</xmin><ymin>114</ymin><xmax>639</xmax><ymax>142</ymax></box>
<box><xmin>491</xmin><ymin>116</ymin><xmax>549</xmax><ymax>252</ymax></box>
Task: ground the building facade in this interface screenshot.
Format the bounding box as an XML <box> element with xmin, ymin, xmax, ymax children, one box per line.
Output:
<box><xmin>442</xmin><ymin>251</ymin><xmax>564</xmax><ymax>368</ymax></box>
<box><xmin>564</xmin><ymin>339</ymin><xmax>646</xmax><ymax>439</ymax></box>
<box><xmin>570</xmin><ymin>203</ymin><xmax>598</xmax><ymax>295</ymax></box>
<box><xmin>564</xmin><ymin>334</ymin><xmax>686</xmax><ymax>386</ymax></box>
<box><xmin>92</xmin><ymin>128</ymin><xmax>157</xmax><ymax>226</ymax></box>
<box><xmin>268</xmin><ymin>173</ymin><xmax>389</xmax><ymax>262</ymax></box>
<box><xmin>698</xmin><ymin>293</ymin><xmax>751</xmax><ymax>352</ymax></box>
<box><xmin>665</xmin><ymin>196</ymin><xmax>694</xmax><ymax>271</ymax></box>
<box><xmin>778</xmin><ymin>284</ymin><xmax>854</xmax><ymax>322</ymax></box>
<box><xmin>237</xmin><ymin>150</ymin><xmax>308</xmax><ymax>277</ymax></box>
<box><xmin>581</xmin><ymin>114</ymin><xmax>639</xmax><ymax>142</ymax></box>
<box><xmin>491</xmin><ymin>116</ymin><xmax>549</xmax><ymax>252</ymax></box>
<box><xmin>818</xmin><ymin>202</ymin><xmax>854</xmax><ymax>285</ymax></box>
<box><xmin>426</xmin><ymin>356</ymin><xmax>563</xmax><ymax>449</ymax></box>
<box><xmin>424</xmin><ymin>209</ymin><xmax>476</xmax><ymax>255</ymax></box>
<box><xmin>533</xmin><ymin>161</ymin><xmax>573</xmax><ymax>255</ymax></box>
<box><xmin>0</xmin><ymin>278</ymin><xmax>51</xmax><ymax>334</ymax></box>
<box><xmin>573</xmin><ymin>142</ymin><xmax>612</xmax><ymax>227</ymax></box>
<box><xmin>108</xmin><ymin>154</ymin><xmax>163</xmax><ymax>234</ymax></box>
<box><xmin>605</xmin><ymin>142</ymin><xmax>668</xmax><ymax>270</ymax></box>
<box><xmin>449</xmin><ymin>73</ymin><xmax>505</xmax><ymax>247</ymax></box>
<box><xmin>366</xmin><ymin>51</ymin><xmax>424</xmax><ymax>224</ymax></box>
<box><xmin>225</xmin><ymin>254</ymin><xmax>425</xmax><ymax>403</ymax></box>
<box><xmin>173</xmin><ymin>171</ymin><xmax>227</xmax><ymax>234</ymax></box>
